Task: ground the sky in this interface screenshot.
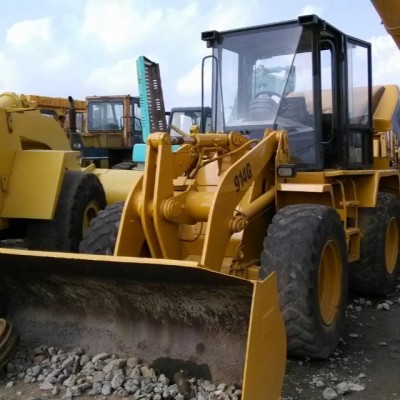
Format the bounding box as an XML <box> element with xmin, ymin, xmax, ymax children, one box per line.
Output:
<box><xmin>0</xmin><ymin>0</ymin><xmax>398</xmax><ymax>110</ymax></box>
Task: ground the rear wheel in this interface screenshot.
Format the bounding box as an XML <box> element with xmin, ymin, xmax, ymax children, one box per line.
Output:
<box><xmin>260</xmin><ymin>205</ymin><xmax>348</xmax><ymax>359</ymax></box>
<box><xmin>26</xmin><ymin>171</ymin><xmax>106</xmax><ymax>252</ymax></box>
<box><xmin>350</xmin><ymin>192</ymin><xmax>400</xmax><ymax>295</ymax></box>
<box><xmin>79</xmin><ymin>202</ymin><xmax>124</xmax><ymax>254</ymax></box>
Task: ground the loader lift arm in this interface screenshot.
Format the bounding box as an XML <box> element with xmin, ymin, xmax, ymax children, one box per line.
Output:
<box><xmin>116</xmin><ymin>129</ymin><xmax>289</xmax><ymax>273</ymax></box>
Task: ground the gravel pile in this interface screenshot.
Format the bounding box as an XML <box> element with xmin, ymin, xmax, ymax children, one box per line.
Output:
<box><xmin>2</xmin><ymin>346</ymin><xmax>242</xmax><ymax>399</ymax></box>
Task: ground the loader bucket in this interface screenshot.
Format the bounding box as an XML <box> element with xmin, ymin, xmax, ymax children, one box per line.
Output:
<box><xmin>0</xmin><ymin>249</ymin><xmax>286</xmax><ymax>399</ymax></box>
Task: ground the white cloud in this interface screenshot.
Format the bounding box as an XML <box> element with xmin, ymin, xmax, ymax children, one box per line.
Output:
<box><xmin>6</xmin><ymin>17</ymin><xmax>52</xmax><ymax>48</ymax></box>
<box><xmin>299</xmin><ymin>4</ymin><xmax>324</xmax><ymax>16</ymax></box>
<box><xmin>85</xmin><ymin>58</ymin><xmax>138</xmax><ymax>95</ymax></box>
<box><xmin>0</xmin><ymin>54</ymin><xmax>17</xmax><ymax>92</ymax></box>
<box><xmin>370</xmin><ymin>35</ymin><xmax>400</xmax><ymax>85</ymax></box>
<box><xmin>81</xmin><ymin>0</ymin><xmax>162</xmax><ymax>51</ymax></box>
<box><xmin>176</xmin><ymin>63</ymin><xmax>211</xmax><ymax>100</ymax></box>
<box><xmin>207</xmin><ymin>0</ymin><xmax>256</xmax><ymax>31</ymax></box>
<box><xmin>44</xmin><ymin>50</ymin><xmax>72</xmax><ymax>72</ymax></box>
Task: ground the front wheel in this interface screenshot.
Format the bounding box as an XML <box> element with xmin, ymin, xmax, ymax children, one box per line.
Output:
<box><xmin>79</xmin><ymin>202</ymin><xmax>124</xmax><ymax>255</ymax></box>
<box><xmin>260</xmin><ymin>205</ymin><xmax>348</xmax><ymax>359</ymax></box>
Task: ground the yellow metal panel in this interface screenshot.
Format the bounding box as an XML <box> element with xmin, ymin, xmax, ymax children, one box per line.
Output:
<box><xmin>94</xmin><ymin>168</ymin><xmax>143</xmax><ymax>204</ymax></box>
<box><xmin>371</xmin><ymin>0</ymin><xmax>400</xmax><ymax>50</ymax></box>
<box><xmin>242</xmin><ymin>273</ymin><xmax>286</xmax><ymax>400</ymax></box>
<box><xmin>1</xmin><ymin>150</ymin><xmax>65</xmax><ymax>219</ymax></box>
<box><xmin>26</xmin><ymin>95</ymin><xmax>85</xmax><ymax>112</ymax></box>
<box><xmin>277</xmin><ymin>183</ymin><xmax>332</xmax><ymax>192</ymax></box>
<box><xmin>10</xmin><ymin>110</ymin><xmax>71</xmax><ymax>150</ymax></box>
<box><xmin>325</xmin><ymin>169</ymin><xmax>375</xmax><ymax>177</ymax></box>
<box><xmin>373</xmin><ymin>85</ymin><xmax>399</xmax><ymax>132</ymax></box>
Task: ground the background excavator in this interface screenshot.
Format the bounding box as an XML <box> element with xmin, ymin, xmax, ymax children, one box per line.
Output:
<box><xmin>0</xmin><ymin>1</ymin><xmax>400</xmax><ymax>399</ymax></box>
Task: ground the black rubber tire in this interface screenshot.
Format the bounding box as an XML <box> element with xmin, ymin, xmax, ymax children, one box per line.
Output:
<box><xmin>349</xmin><ymin>192</ymin><xmax>400</xmax><ymax>295</ymax></box>
<box><xmin>26</xmin><ymin>171</ymin><xmax>106</xmax><ymax>252</ymax></box>
<box><xmin>79</xmin><ymin>202</ymin><xmax>124</xmax><ymax>255</ymax></box>
<box><xmin>260</xmin><ymin>205</ymin><xmax>348</xmax><ymax>359</ymax></box>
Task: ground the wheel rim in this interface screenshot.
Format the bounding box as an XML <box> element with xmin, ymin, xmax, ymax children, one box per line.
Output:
<box><xmin>82</xmin><ymin>201</ymin><xmax>101</xmax><ymax>232</ymax></box>
<box><xmin>318</xmin><ymin>240</ymin><xmax>342</xmax><ymax>326</ymax></box>
<box><xmin>385</xmin><ymin>217</ymin><xmax>399</xmax><ymax>274</ymax></box>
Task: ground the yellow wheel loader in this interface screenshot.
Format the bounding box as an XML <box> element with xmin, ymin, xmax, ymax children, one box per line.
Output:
<box><xmin>0</xmin><ymin>92</ymin><xmax>139</xmax><ymax>253</ymax></box>
<box><xmin>1</xmin><ymin>14</ymin><xmax>400</xmax><ymax>400</ymax></box>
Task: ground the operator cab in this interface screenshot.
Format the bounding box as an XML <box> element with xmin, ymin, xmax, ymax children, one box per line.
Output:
<box><xmin>202</xmin><ymin>15</ymin><xmax>374</xmax><ymax>171</ymax></box>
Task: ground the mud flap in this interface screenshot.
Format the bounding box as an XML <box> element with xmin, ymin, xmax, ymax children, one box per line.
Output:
<box><xmin>0</xmin><ymin>249</ymin><xmax>286</xmax><ymax>400</ymax></box>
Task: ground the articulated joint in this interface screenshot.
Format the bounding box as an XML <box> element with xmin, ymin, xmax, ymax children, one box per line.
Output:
<box><xmin>162</xmin><ymin>199</ymin><xmax>185</xmax><ymax>219</ymax></box>
<box><xmin>230</xmin><ymin>214</ymin><xmax>249</xmax><ymax>233</ymax></box>
<box><xmin>148</xmin><ymin>132</ymin><xmax>171</xmax><ymax>149</ymax></box>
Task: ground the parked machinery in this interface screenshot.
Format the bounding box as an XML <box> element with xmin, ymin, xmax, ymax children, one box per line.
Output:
<box><xmin>1</xmin><ymin>13</ymin><xmax>400</xmax><ymax>400</ymax></box>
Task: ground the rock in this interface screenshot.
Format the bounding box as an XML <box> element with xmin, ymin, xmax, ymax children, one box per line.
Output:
<box><xmin>158</xmin><ymin>373</ymin><xmax>170</xmax><ymax>386</ymax></box>
<box><xmin>72</xmin><ymin>347</ymin><xmax>85</xmax><ymax>356</ymax></box>
<box><xmin>349</xmin><ymin>333</ymin><xmax>360</xmax><ymax>338</ymax></box>
<box><xmin>63</xmin><ymin>374</ymin><xmax>77</xmax><ymax>387</ymax></box>
<box><xmin>103</xmin><ymin>359</ymin><xmax>122</xmax><ymax>375</ymax></box>
<box><xmin>61</xmin><ymin>356</ymin><xmax>76</xmax><ymax>370</ymax></box>
<box><xmin>69</xmin><ymin>385</ymin><xmax>82</xmax><ymax>397</ymax></box>
<box><xmin>79</xmin><ymin>354</ymin><xmax>90</xmax><ymax>367</ymax></box>
<box><xmin>124</xmin><ymin>379</ymin><xmax>139</xmax><ymax>394</ymax></box>
<box><xmin>349</xmin><ymin>382</ymin><xmax>366</xmax><ymax>391</ymax></box>
<box><xmin>129</xmin><ymin>366</ymin><xmax>141</xmax><ymax>379</ymax></box>
<box><xmin>77</xmin><ymin>382</ymin><xmax>91</xmax><ymax>393</ymax></box>
<box><xmin>336</xmin><ymin>382</ymin><xmax>350</xmax><ymax>394</ymax></box>
<box><xmin>39</xmin><ymin>381</ymin><xmax>54</xmax><ymax>390</ymax></box>
<box><xmin>382</xmin><ymin>303</ymin><xmax>391</xmax><ymax>310</ymax></box>
<box><xmin>28</xmin><ymin>365</ymin><xmax>42</xmax><ymax>377</ymax></box>
<box><xmin>92</xmin><ymin>352</ymin><xmax>109</xmax><ymax>363</ymax></box>
<box><xmin>111</xmin><ymin>369</ymin><xmax>125</xmax><ymax>389</ymax></box>
<box><xmin>88</xmin><ymin>382</ymin><xmax>102</xmax><ymax>396</ymax></box>
<box><xmin>140</xmin><ymin>365</ymin><xmax>155</xmax><ymax>379</ymax></box>
<box><xmin>61</xmin><ymin>391</ymin><xmax>73</xmax><ymax>400</ymax></box>
<box><xmin>94</xmin><ymin>359</ymin><xmax>106</xmax><ymax>371</ymax></box>
<box><xmin>142</xmin><ymin>382</ymin><xmax>155</xmax><ymax>394</ymax></box>
<box><xmin>5</xmin><ymin>381</ymin><xmax>14</xmax><ymax>388</ymax></box>
<box><xmin>51</xmin><ymin>385</ymin><xmax>60</xmax><ymax>396</ymax></box>
<box><xmin>114</xmin><ymin>387</ymin><xmax>128</xmax><ymax>397</ymax></box>
<box><xmin>322</xmin><ymin>387</ymin><xmax>338</xmax><ymax>399</ymax></box>
<box><xmin>101</xmin><ymin>381</ymin><xmax>112</xmax><ymax>395</ymax></box>
<box><xmin>126</xmin><ymin>357</ymin><xmax>139</xmax><ymax>369</ymax></box>
<box><xmin>91</xmin><ymin>370</ymin><xmax>106</xmax><ymax>383</ymax></box>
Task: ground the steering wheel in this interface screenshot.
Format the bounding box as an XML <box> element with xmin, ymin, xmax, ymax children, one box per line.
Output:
<box><xmin>254</xmin><ymin>90</ymin><xmax>281</xmax><ymax>100</ymax></box>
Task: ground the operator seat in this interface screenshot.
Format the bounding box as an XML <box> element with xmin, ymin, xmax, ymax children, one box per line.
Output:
<box><xmin>248</xmin><ymin>95</ymin><xmax>278</xmax><ymax>120</ymax></box>
<box><xmin>279</xmin><ymin>97</ymin><xmax>309</xmax><ymax>125</ymax></box>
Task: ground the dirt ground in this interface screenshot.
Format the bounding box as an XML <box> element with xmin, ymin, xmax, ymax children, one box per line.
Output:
<box><xmin>0</xmin><ymin>281</ymin><xmax>399</xmax><ymax>400</ymax></box>
<box><xmin>282</xmin><ymin>280</ymin><xmax>400</xmax><ymax>400</ymax></box>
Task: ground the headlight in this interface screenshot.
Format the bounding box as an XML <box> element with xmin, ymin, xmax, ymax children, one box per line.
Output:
<box><xmin>277</xmin><ymin>164</ymin><xmax>297</xmax><ymax>178</ymax></box>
